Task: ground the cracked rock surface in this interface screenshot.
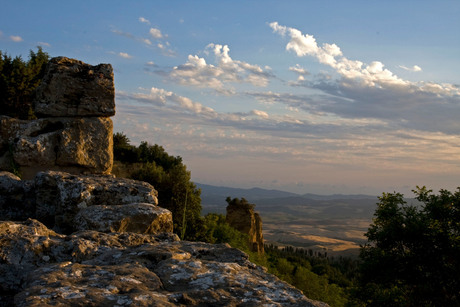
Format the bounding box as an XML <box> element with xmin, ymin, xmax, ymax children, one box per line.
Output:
<box><xmin>1</xmin><ymin>219</ymin><xmax>328</xmax><ymax>307</ymax></box>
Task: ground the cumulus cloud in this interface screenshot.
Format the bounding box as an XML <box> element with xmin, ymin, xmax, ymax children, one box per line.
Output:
<box><xmin>139</xmin><ymin>17</ymin><xmax>150</xmax><ymax>24</ymax></box>
<box><xmin>167</xmin><ymin>43</ymin><xmax>273</xmax><ymax>92</ymax></box>
<box><xmin>289</xmin><ymin>64</ymin><xmax>310</xmax><ymax>81</ymax></box>
<box><xmin>149</xmin><ymin>27</ymin><xmax>163</xmax><ymax>39</ymax></box>
<box><xmin>10</xmin><ymin>35</ymin><xmax>23</xmax><ymax>42</ymax></box>
<box><xmin>269</xmin><ymin>22</ymin><xmax>460</xmax><ymax>135</ymax></box>
<box><xmin>270</xmin><ymin>22</ymin><xmax>407</xmax><ymax>87</ymax></box>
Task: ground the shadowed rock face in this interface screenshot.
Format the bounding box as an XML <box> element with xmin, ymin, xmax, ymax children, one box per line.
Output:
<box><xmin>0</xmin><ymin>171</ymin><xmax>160</xmax><ymax>234</ymax></box>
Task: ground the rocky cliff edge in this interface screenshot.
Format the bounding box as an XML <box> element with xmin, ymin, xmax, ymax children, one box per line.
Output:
<box><xmin>0</xmin><ymin>57</ymin><xmax>328</xmax><ymax>306</ymax></box>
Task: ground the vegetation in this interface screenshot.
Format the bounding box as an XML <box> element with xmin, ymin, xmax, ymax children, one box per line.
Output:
<box><xmin>199</xmin><ymin>211</ymin><xmax>357</xmax><ymax>307</ymax></box>
<box><xmin>113</xmin><ymin>132</ymin><xmax>204</xmax><ymax>241</ymax></box>
<box><xmin>354</xmin><ymin>187</ymin><xmax>460</xmax><ymax>306</ymax></box>
<box><xmin>225</xmin><ymin>196</ymin><xmax>255</xmax><ymax>210</ymax></box>
<box><xmin>263</xmin><ymin>245</ymin><xmax>359</xmax><ymax>307</ymax></box>
<box><xmin>0</xmin><ymin>47</ymin><xmax>49</xmax><ymax>119</ymax></box>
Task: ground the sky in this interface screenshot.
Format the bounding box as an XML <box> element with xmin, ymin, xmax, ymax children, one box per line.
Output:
<box><xmin>1</xmin><ymin>1</ymin><xmax>460</xmax><ymax>195</ymax></box>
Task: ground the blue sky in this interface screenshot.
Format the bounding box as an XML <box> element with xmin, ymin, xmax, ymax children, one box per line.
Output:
<box><xmin>2</xmin><ymin>1</ymin><xmax>460</xmax><ymax>195</ymax></box>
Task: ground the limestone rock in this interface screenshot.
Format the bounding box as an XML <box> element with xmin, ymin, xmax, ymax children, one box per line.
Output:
<box><xmin>34</xmin><ymin>57</ymin><xmax>115</xmax><ymax>118</ymax></box>
<box><xmin>0</xmin><ymin>220</ymin><xmax>327</xmax><ymax>307</ymax></box>
<box><xmin>34</xmin><ymin>171</ymin><xmax>159</xmax><ymax>233</ymax></box>
<box><xmin>226</xmin><ymin>198</ymin><xmax>265</xmax><ymax>254</ymax></box>
<box><xmin>0</xmin><ymin>171</ymin><xmax>160</xmax><ymax>234</ymax></box>
<box><xmin>74</xmin><ymin>203</ymin><xmax>173</xmax><ymax>234</ymax></box>
<box><xmin>0</xmin><ymin>116</ymin><xmax>113</xmax><ymax>178</ymax></box>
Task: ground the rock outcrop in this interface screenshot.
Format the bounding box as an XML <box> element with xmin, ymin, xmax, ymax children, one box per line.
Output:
<box><xmin>0</xmin><ymin>218</ymin><xmax>327</xmax><ymax>307</ymax></box>
<box><xmin>226</xmin><ymin>198</ymin><xmax>265</xmax><ymax>254</ymax></box>
<box><xmin>0</xmin><ymin>57</ymin><xmax>114</xmax><ymax>178</ymax></box>
<box><xmin>34</xmin><ymin>57</ymin><xmax>115</xmax><ymax>118</ymax></box>
<box><xmin>0</xmin><ymin>170</ymin><xmax>160</xmax><ymax>234</ymax></box>
<box><xmin>0</xmin><ymin>57</ymin><xmax>328</xmax><ymax>306</ymax></box>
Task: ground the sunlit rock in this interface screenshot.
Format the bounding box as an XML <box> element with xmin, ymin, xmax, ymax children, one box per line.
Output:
<box><xmin>34</xmin><ymin>57</ymin><xmax>115</xmax><ymax>118</ymax></box>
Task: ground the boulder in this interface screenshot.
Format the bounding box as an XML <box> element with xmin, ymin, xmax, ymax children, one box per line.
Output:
<box><xmin>34</xmin><ymin>171</ymin><xmax>158</xmax><ymax>233</ymax></box>
<box><xmin>0</xmin><ymin>220</ymin><xmax>327</xmax><ymax>307</ymax></box>
<box><xmin>74</xmin><ymin>203</ymin><xmax>173</xmax><ymax>234</ymax></box>
<box><xmin>34</xmin><ymin>57</ymin><xmax>115</xmax><ymax>118</ymax></box>
<box><xmin>0</xmin><ymin>116</ymin><xmax>113</xmax><ymax>178</ymax></box>
<box><xmin>0</xmin><ymin>171</ymin><xmax>160</xmax><ymax>234</ymax></box>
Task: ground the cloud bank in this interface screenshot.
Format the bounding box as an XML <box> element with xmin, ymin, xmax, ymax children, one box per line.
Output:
<box><xmin>114</xmin><ymin>21</ymin><xmax>460</xmax><ymax>194</ymax></box>
<box><xmin>269</xmin><ymin>22</ymin><xmax>460</xmax><ymax>135</ymax></box>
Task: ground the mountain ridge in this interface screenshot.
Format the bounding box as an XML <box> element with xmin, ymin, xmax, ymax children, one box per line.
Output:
<box><xmin>196</xmin><ymin>182</ymin><xmax>377</xmax><ymax>202</ymax></box>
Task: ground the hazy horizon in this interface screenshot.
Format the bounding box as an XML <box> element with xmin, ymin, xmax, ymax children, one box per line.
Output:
<box><xmin>2</xmin><ymin>1</ymin><xmax>459</xmax><ymax>196</ymax></box>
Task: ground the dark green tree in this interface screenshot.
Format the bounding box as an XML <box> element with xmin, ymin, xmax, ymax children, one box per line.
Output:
<box><xmin>113</xmin><ymin>133</ymin><xmax>203</xmax><ymax>240</ymax></box>
<box><xmin>355</xmin><ymin>187</ymin><xmax>460</xmax><ymax>306</ymax></box>
<box><xmin>0</xmin><ymin>47</ymin><xmax>49</xmax><ymax>119</ymax></box>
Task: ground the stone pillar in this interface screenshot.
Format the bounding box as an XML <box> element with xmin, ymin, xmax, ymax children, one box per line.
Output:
<box><xmin>0</xmin><ymin>57</ymin><xmax>115</xmax><ymax>179</ymax></box>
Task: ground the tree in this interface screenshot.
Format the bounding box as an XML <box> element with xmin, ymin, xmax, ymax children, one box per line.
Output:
<box><xmin>355</xmin><ymin>187</ymin><xmax>460</xmax><ymax>306</ymax></box>
<box><xmin>112</xmin><ymin>133</ymin><xmax>204</xmax><ymax>240</ymax></box>
<box><xmin>0</xmin><ymin>47</ymin><xmax>49</xmax><ymax>119</ymax></box>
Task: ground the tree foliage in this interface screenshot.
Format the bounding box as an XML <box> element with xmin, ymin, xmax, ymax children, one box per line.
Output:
<box><xmin>0</xmin><ymin>47</ymin><xmax>49</xmax><ymax>119</ymax></box>
<box><xmin>112</xmin><ymin>132</ymin><xmax>203</xmax><ymax>240</ymax></box>
<box><xmin>201</xmin><ymin>213</ymin><xmax>250</xmax><ymax>250</ymax></box>
<box><xmin>355</xmin><ymin>187</ymin><xmax>460</xmax><ymax>306</ymax></box>
<box><xmin>264</xmin><ymin>245</ymin><xmax>357</xmax><ymax>307</ymax></box>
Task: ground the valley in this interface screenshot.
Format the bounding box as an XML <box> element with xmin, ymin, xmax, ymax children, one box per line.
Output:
<box><xmin>198</xmin><ymin>183</ymin><xmax>379</xmax><ymax>257</ymax></box>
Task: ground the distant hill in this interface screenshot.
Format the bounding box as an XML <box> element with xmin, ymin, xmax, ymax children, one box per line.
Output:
<box><xmin>197</xmin><ymin>182</ymin><xmax>379</xmax><ymax>256</ymax></box>
<box><xmin>196</xmin><ymin>182</ymin><xmax>377</xmax><ymax>214</ymax></box>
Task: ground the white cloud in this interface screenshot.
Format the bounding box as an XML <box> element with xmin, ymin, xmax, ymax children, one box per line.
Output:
<box><xmin>399</xmin><ymin>65</ymin><xmax>422</xmax><ymax>72</ymax></box>
<box><xmin>289</xmin><ymin>64</ymin><xmax>309</xmax><ymax>76</ymax></box>
<box><xmin>149</xmin><ymin>27</ymin><xmax>163</xmax><ymax>39</ymax></box>
<box><xmin>270</xmin><ymin>22</ymin><xmax>408</xmax><ymax>88</ymax></box>
<box><xmin>167</xmin><ymin>43</ymin><xmax>272</xmax><ymax>92</ymax></box>
<box><xmin>251</xmin><ymin>109</ymin><xmax>269</xmax><ymax>119</ymax></box>
<box><xmin>270</xmin><ymin>22</ymin><xmax>460</xmax><ymax>133</ymax></box>
<box><xmin>139</xmin><ymin>17</ymin><xmax>150</xmax><ymax>24</ymax></box>
<box><xmin>10</xmin><ymin>35</ymin><xmax>23</xmax><ymax>42</ymax></box>
<box><xmin>289</xmin><ymin>64</ymin><xmax>310</xmax><ymax>81</ymax></box>
<box><xmin>142</xmin><ymin>38</ymin><xmax>152</xmax><ymax>45</ymax></box>
<box><xmin>119</xmin><ymin>52</ymin><xmax>133</xmax><ymax>59</ymax></box>
<box><xmin>37</xmin><ymin>41</ymin><xmax>51</xmax><ymax>47</ymax></box>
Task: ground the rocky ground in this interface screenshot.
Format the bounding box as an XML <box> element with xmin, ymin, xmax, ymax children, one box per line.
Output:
<box><xmin>0</xmin><ymin>171</ymin><xmax>328</xmax><ymax>307</ymax></box>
